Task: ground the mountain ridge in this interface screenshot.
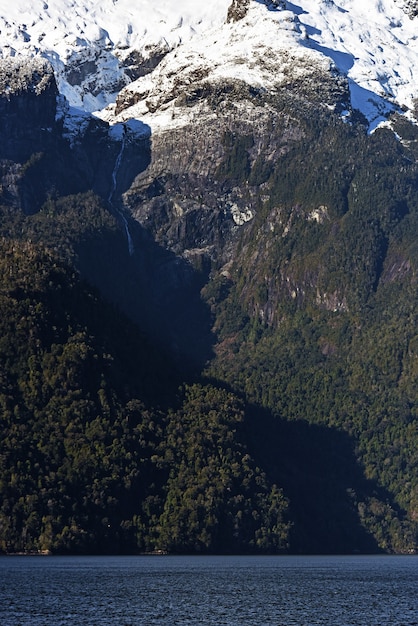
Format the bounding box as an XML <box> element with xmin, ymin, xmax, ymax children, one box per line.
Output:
<box><xmin>1</xmin><ymin>0</ymin><xmax>418</xmax><ymax>131</ymax></box>
<box><xmin>1</xmin><ymin>0</ymin><xmax>418</xmax><ymax>554</ymax></box>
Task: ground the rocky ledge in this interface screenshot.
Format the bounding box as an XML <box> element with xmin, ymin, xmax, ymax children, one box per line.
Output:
<box><xmin>0</xmin><ymin>57</ymin><xmax>59</xmax><ymax>161</ymax></box>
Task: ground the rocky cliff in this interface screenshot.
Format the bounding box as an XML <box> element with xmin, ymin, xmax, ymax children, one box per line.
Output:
<box><xmin>0</xmin><ymin>57</ymin><xmax>152</xmax><ymax>215</ymax></box>
<box><xmin>0</xmin><ymin>58</ymin><xmax>58</xmax><ymax>162</ymax></box>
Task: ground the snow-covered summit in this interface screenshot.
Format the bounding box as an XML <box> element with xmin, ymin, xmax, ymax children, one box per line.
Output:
<box><xmin>0</xmin><ymin>0</ymin><xmax>230</xmax><ymax>111</ymax></box>
<box><xmin>1</xmin><ymin>0</ymin><xmax>418</xmax><ymax>131</ymax></box>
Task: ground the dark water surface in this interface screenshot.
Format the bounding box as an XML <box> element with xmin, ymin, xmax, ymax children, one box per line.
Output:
<box><xmin>1</xmin><ymin>554</ymin><xmax>417</xmax><ymax>625</ymax></box>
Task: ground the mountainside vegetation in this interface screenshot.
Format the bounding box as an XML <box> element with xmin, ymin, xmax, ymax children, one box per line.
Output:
<box><xmin>0</xmin><ymin>204</ymin><xmax>289</xmax><ymax>555</ymax></box>
<box><xmin>1</xmin><ymin>56</ymin><xmax>418</xmax><ymax>555</ymax></box>
<box><xmin>203</xmin><ymin>112</ymin><xmax>418</xmax><ymax>553</ymax></box>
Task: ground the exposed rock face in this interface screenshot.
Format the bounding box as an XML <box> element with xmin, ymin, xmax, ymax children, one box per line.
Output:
<box><xmin>124</xmin><ymin>104</ymin><xmax>273</xmax><ymax>267</ymax></box>
<box><xmin>227</xmin><ymin>0</ymin><xmax>251</xmax><ymax>22</ymax></box>
<box><xmin>59</xmin><ymin>43</ymin><xmax>168</xmax><ymax>111</ymax></box>
<box><xmin>226</xmin><ymin>0</ymin><xmax>285</xmax><ymax>23</ymax></box>
<box><xmin>0</xmin><ymin>37</ymin><xmax>351</xmax><ymax>339</ymax></box>
<box><xmin>403</xmin><ymin>0</ymin><xmax>418</xmax><ymax>18</ymax></box>
<box><xmin>105</xmin><ymin>27</ymin><xmax>356</xmax><ymax>334</ymax></box>
<box><xmin>0</xmin><ymin>58</ymin><xmax>58</xmax><ymax>161</ymax></box>
<box><xmin>118</xmin><ymin>44</ymin><xmax>170</xmax><ymax>81</ymax></box>
<box><xmin>0</xmin><ymin>57</ymin><xmax>55</xmax><ymax>97</ymax></box>
<box><xmin>0</xmin><ymin>56</ymin><xmax>151</xmax><ymax>214</ymax></box>
<box><xmin>122</xmin><ymin>61</ymin><xmax>350</xmax><ymax>263</ymax></box>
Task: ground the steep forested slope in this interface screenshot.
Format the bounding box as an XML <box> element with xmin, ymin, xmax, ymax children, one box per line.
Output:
<box><xmin>202</xmin><ymin>115</ymin><xmax>418</xmax><ymax>553</ymax></box>
<box><xmin>0</xmin><ymin>220</ymin><xmax>288</xmax><ymax>554</ymax></box>
<box><xmin>1</xmin><ymin>14</ymin><xmax>418</xmax><ymax>554</ymax></box>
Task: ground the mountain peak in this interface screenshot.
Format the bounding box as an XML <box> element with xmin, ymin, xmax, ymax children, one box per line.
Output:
<box><xmin>0</xmin><ymin>0</ymin><xmax>417</xmax><ymax>131</ymax></box>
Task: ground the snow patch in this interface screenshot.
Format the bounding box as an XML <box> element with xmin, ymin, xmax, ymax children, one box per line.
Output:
<box><xmin>1</xmin><ymin>0</ymin><xmax>418</xmax><ymax>132</ymax></box>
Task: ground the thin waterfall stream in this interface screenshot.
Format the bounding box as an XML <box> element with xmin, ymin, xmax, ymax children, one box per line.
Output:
<box><xmin>108</xmin><ymin>128</ymin><xmax>135</xmax><ymax>256</ymax></box>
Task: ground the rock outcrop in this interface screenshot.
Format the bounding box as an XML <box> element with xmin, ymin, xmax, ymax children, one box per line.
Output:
<box><xmin>0</xmin><ymin>57</ymin><xmax>151</xmax><ymax>214</ymax></box>
<box><xmin>0</xmin><ymin>57</ymin><xmax>58</xmax><ymax>161</ymax></box>
<box><xmin>227</xmin><ymin>0</ymin><xmax>251</xmax><ymax>22</ymax></box>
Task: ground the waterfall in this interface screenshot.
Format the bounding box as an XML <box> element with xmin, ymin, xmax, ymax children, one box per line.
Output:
<box><xmin>108</xmin><ymin>127</ymin><xmax>135</xmax><ymax>256</ymax></box>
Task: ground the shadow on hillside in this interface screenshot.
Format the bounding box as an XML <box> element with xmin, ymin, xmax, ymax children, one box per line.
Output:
<box><xmin>0</xmin><ymin>84</ymin><xmax>214</xmax><ymax>374</ymax></box>
<box><xmin>244</xmin><ymin>405</ymin><xmax>399</xmax><ymax>554</ymax></box>
<box><xmin>75</xmin><ymin>209</ymin><xmax>215</xmax><ymax>377</ymax></box>
<box><xmin>87</xmin><ymin>123</ymin><xmax>215</xmax><ymax>375</ymax></box>
<box><xmin>1</xmin><ymin>112</ymin><xmax>153</xmax><ymax>216</ymax></box>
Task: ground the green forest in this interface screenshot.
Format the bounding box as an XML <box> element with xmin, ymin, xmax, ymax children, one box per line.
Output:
<box><xmin>0</xmin><ymin>202</ymin><xmax>289</xmax><ymax>554</ymax></box>
<box><xmin>1</xmin><ymin>83</ymin><xmax>418</xmax><ymax>554</ymax></box>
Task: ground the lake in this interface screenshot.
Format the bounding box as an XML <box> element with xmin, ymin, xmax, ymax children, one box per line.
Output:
<box><xmin>1</xmin><ymin>554</ymin><xmax>417</xmax><ymax>625</ymax></box>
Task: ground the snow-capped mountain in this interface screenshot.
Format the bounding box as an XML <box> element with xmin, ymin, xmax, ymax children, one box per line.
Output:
<box><xmin>2</xmin><ymin>1</ymin><xmax>418</xmax><ymax>558</ymax></box>
<box><xmin>0</xmin><ymin>0</ymin><xmax>229</xmax><ymax>111</ymax></box>
<box><xmin>0</xmin><ymin>0</ymin><xmax>418</xmax><ymax>134</ymax></box>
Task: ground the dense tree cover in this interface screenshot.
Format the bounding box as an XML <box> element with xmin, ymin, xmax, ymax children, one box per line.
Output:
<box><xmin>204</xmin><ymin>117</ymin><xmax>418</xmax><ymax>553</ymax></box>
<box><xmin>0</xmin><ymin>236</ymin><xmax>159</xmax><ymax>553</ymax></box>
<box><xmin>155</xmin><ymin>385</ymin><xmax>289</xmax><ymax>553</ymax></box>
<box><xmin>0</xmin><ymin>229</ymin><xmax>288</xmax><ymax>554</ymax></box>
<box><xmin>2</xmin><ymin>89</ymin><xmax>418</xmax><ymax>554</ymax></box>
